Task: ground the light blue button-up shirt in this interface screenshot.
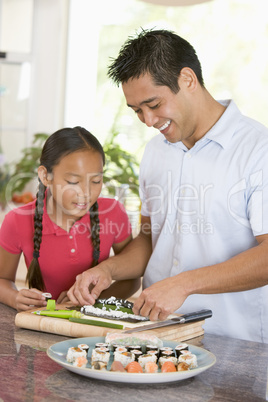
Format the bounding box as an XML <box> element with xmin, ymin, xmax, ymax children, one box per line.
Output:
<box><xmin>139</xmin><ymin>100</ymin><xmax>268</xmax><ymax>342</ymax></box>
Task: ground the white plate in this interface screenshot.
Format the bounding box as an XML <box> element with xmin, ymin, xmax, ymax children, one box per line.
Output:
<box><xmin>47</xmin><ymin>336</ymin><xmax>216</xmax><ymax>384</ymax></box>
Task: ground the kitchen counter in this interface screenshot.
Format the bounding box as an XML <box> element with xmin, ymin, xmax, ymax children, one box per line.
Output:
<box><xmin>0</xmin><ymin>302</ymin><xmax>267</xmax><ymax>402</ymax></box>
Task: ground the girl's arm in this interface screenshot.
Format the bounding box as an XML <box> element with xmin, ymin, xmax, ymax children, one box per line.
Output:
<box><xmin>68</xmin><ymin>216</ymin><xmax>152</xmax><ymax>305</ymax></box>
<box><xmin>0</xmin><ymin>246</ymin><xmax>47</xmax><ymax>311</ymax></box>
<box><xmin>98</xmin><ymin>234</ymin><xmax>141</xmax><ymax>300</ymax></box>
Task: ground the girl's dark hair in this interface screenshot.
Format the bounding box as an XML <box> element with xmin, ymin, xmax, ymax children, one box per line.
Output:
<box><xmin>108</xmin><ymin>28</ymin><xmax>204</xmax><ymax>93</ymax></box>
<box><xmin>26</xmin><ymin>126</ymin><xmax>105</xmax><ymax>291</ymax></box>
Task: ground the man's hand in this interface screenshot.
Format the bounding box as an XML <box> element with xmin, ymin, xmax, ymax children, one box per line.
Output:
<box><xmin>133</xmin><ymin>275</ymin><xmax>187</xmax><ymax>321</ymax></box>
<box><xmin>67</xmin><ymin>264</ymin><xmax>113</xmax><ymax>306</ymax></box>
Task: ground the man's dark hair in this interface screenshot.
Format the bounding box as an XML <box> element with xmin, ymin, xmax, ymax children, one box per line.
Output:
<box><xmin>108</xmin><ymin>28</ymin><xmax>204</xmax><ymax>93</ymax></box>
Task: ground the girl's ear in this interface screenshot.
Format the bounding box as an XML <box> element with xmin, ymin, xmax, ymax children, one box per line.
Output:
<box><xmin>38</xmin><ymin>166</ymin><xmax>50</xmax><ymax>186</ymax></box>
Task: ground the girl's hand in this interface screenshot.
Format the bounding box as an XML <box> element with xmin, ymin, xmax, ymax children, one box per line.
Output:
<box><xmin>57</xmin><ymin>291</ymin><xmax>70</xmax><ymax>304</ymax></box>
<box><xmin>15</xmin><ymin>288</ymin><xmax>47</xmax><ymax>312</ymax></box>
<box><xmin>67</xmin><ymin>265</ymin><xmax>113</xmax><ymax>306</ymax></box>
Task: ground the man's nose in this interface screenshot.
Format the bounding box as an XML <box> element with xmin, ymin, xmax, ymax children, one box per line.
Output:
<box><xmin>142</xmin><ymin>110</ymin><xmax>158</xmax><ymax>128</ymax></box>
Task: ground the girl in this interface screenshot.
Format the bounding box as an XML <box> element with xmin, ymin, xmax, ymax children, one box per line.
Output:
<box><xmin>0</xmin><ymin>127</ymin><xmax>140</xmax><ymax>311</ymax></box>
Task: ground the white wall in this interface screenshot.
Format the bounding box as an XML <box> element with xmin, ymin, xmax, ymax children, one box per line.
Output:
<box><xmin>28</xmin><ymin>0</ymin><xmax>69</xmax><ymax>142</ymax></box>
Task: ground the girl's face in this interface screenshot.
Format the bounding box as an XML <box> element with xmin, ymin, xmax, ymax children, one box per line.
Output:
<box><xmin>39</xmin><ymin>149</ymin><xmax>103</xmax><ymax>229</ymax></box>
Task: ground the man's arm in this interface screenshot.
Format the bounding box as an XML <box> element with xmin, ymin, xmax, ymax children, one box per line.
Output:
<box><xmin>133</xmin><ymin>233</ymin><xmax>268</xmax><ymax>321</ymax></box>
<box><xmin>67</xmin><ymin>215</ymin><xmax>152</xmax><ymax>305</ymax></box>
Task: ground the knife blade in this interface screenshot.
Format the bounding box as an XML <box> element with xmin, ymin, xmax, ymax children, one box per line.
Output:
<box><xmin>123</xmin><ymin>309</ymin><xmax>212</xmax><ymax>333</ymax></box>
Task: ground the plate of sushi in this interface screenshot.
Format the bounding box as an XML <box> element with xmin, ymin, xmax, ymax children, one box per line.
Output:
<box><xmin>47</xmin><ymin>333</ymin><xmax>216</xmax><ymax>383</ymax></box>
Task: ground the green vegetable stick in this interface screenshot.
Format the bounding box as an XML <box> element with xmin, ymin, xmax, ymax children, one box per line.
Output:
<box><xmin>69</xmin><ymin>317</ymin><xmax>124</xmax><ymax>329</ymax></box>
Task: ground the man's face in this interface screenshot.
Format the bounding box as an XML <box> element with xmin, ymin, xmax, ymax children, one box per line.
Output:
<box><xmin>122</xmin><ymin>72</ymin><xmax>199</xmax><ymax>148</ymax></box>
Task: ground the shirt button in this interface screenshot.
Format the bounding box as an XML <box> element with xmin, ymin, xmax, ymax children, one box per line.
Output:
<box><xmin>173</xmin><ymin>259</ymin><xmax>178</xmax><ymax>266</ymax></box>
<box><xmin>69</xmin><ymin>235</ymin><xmax>73</xmax><ymax>239</ymax></box>
<box><xmin>186</xmin><ymin>153</ymin><xmax>191</xmax><ymax>159</ymax></box>
<box><xmin>71</xmin><ymin>248</ymin><xmax>76</xmax><ymax>253</ymax></box>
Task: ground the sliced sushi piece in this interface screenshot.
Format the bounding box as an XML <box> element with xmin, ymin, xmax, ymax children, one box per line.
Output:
<box><xmin>114</xmin><ymin>351</ymin><xmax>135</xmax><ymax>368</ymax></box>
<box><xmin>66</xmin><ymin>347</ymin><xmax>87</xmax><ymax>363</ymax></box>
<box><xmin>110</xmin><ymin>361</ymin><xmax>126</xmax><ymax>372</ymax></box>
<box><xmin>161</xmin><ymin>361</ymin><xmax>177</xmax><ymax>373</ymax></box>
<box><xmin>92</xmin><ymin>361</ymin><xmax>107</xmax><ymax>370</ymax></box>
<box><xmin>144</xmin><ymin>361</ymin><xmax>158</xmax><ymax>373</ymax></box>
<box><xmin>73</xmin><ymin>356</ymin><xmax>88</xmax><ymax>368</ymax></box>
<box><xmin>138</xmin><ymin>353</ymin><xmax>157</xmax><ymax>369</ymax></box>
<box><xmin>125</xmin><ymin>361</ymin><xmax>143</xmax><ymax>373</ymax></box>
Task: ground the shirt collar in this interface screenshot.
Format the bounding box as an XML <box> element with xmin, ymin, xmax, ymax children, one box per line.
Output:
<box><xmin>163</xmin><ymin>99</ymin><xmax>242</xmax><ymax>151</ymax></box>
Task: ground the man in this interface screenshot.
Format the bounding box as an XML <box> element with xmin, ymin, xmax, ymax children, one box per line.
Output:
<box><xmin>68</xmin><ymin>29</ymin><xmax>268</xmax><ymax>343</ymax></box>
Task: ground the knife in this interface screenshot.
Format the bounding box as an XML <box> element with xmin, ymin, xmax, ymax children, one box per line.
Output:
<box><xmin>123</xmin><ymin>309</ymin><xmax>212</xmax><ymax>333</ymax></box>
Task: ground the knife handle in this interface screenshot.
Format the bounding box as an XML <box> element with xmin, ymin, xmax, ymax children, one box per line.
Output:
<box><xmin>174</xmin><ymin>309</ymin><xmax>212</xmax><ymax>323</ymax></box>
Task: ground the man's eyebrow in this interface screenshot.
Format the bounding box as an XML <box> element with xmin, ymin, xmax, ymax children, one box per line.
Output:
<box><xmin>127</xmin><ymin>96</ymin><xmax>158</xmax><ymax>108</ymax></box>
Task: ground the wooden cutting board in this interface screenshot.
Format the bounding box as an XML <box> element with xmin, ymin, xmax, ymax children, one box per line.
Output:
<box><xmin>15</xmin><ymin>303</ymin><xmax>205</xmax><ymax>343</ymax></box>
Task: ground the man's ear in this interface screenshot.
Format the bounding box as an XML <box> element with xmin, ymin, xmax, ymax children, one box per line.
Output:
<box><xmin>178</xmin><ymin>67</ymin><xmax>198</xmax><ymax>92</ymax></box>
<box><xmin>38</xmin><ymin>166</ymin><xmax>50</xmax><ymax>187</ymax></box>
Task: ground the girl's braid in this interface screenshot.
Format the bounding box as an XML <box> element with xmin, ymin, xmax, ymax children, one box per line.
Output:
<box><xmin>90</xmin><ymin>201</ymin><xmax>100</xmax><ymax>267</ymax></box>
<box><xmin>26</xmin><ymin>180</ymin><xmax>46</xmax><ymax>290</ymax></box>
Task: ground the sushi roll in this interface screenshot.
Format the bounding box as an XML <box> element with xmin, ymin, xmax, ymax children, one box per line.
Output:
<box><xmin>147</xmin><ymin>349</ymin><xmax>159</xmax><ymax>361</ymax></box>
<box><xmin>132</xmin><ymin>349</ymin><xmax>143</xmax><ymax>361</ymax></box>
<box><xmin>158</xmin><ymin>355</ymin><xmax>177</xmax><ymax>368</ymax></box>
<box><xmin>91</xmin><ymin>348</ymin><xmax>110</xmax><ymax>365</ymax></box>
<box><xmin>73</xmin><ymin>356</ymin><xmax>88</xmax><ymax>368</ymax></box>
<box><xmin>42</xmin><ymin>292</ymin><xmax>52</xmax><ymax>301</ymax></box>
<box><xmin>105</xmin><ymin>333</ymin><xmax>163</xmax><ymax>348</ymax></box>
<box><xmin>78</xmin><ymin>343</ymin><xmax>90</xmax><ymax>353</ymax></box>
<box><xmin>138</xmin><ymin>353</ymin><xmax>157</xmax><ymax>369</ymax></box>
<box><xmin>128</xmin><ymin>345</ymin><xmax>142</xmax><ymax>352</ymax></box>
<box><xmin>175</xmin><ymin>343</ymin><xmax>189</xmax><ymax>357</ymax></box>
<box><xmin>145</xmin><ymin>344</ymin><xmax>158</xmax><ymax>353</ymax></box>
<box><xmin>159</xmin><ymin>346</ymin><xmax>173</xmax><ymax>357</ymax></box>
<box><xmin>95</xmin><ymin>346</ymin><xmax>109</xmax><ymax>353</ymax></box>
<box><xmin>95</xmin><ymin>342</ymin><xmax>109</xmax><ymax>349</ymax></box>
<box><xmin>114</xmin><ymin>346</ymin><xmax>128</xmax><ymax>353</ymax></box>
<box><xmin>66</xmin><ymin>347</ymin><xmax>87</xmax><ymax>363</ymax></box>
<box><xmin>113</xmin><ymin>351</ymin><xmax>135</xmax><ymax>368</ymax></box>
<box><xmin>178</xmin><ymin>352</ymin><xmax>197</xmax><ymax>369</ymax></box>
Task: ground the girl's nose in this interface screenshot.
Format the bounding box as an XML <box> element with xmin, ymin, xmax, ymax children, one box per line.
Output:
<box><xmin>77</xmin><ymin>184</ymin><xmax>90</xmax><ymax>198</ymax></box>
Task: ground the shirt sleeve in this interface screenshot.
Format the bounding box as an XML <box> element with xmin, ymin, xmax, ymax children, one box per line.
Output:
<box><xmin>0</xmin><ymin>210</ymin><xmax>21</xmax><ymax>254</ymax></box>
